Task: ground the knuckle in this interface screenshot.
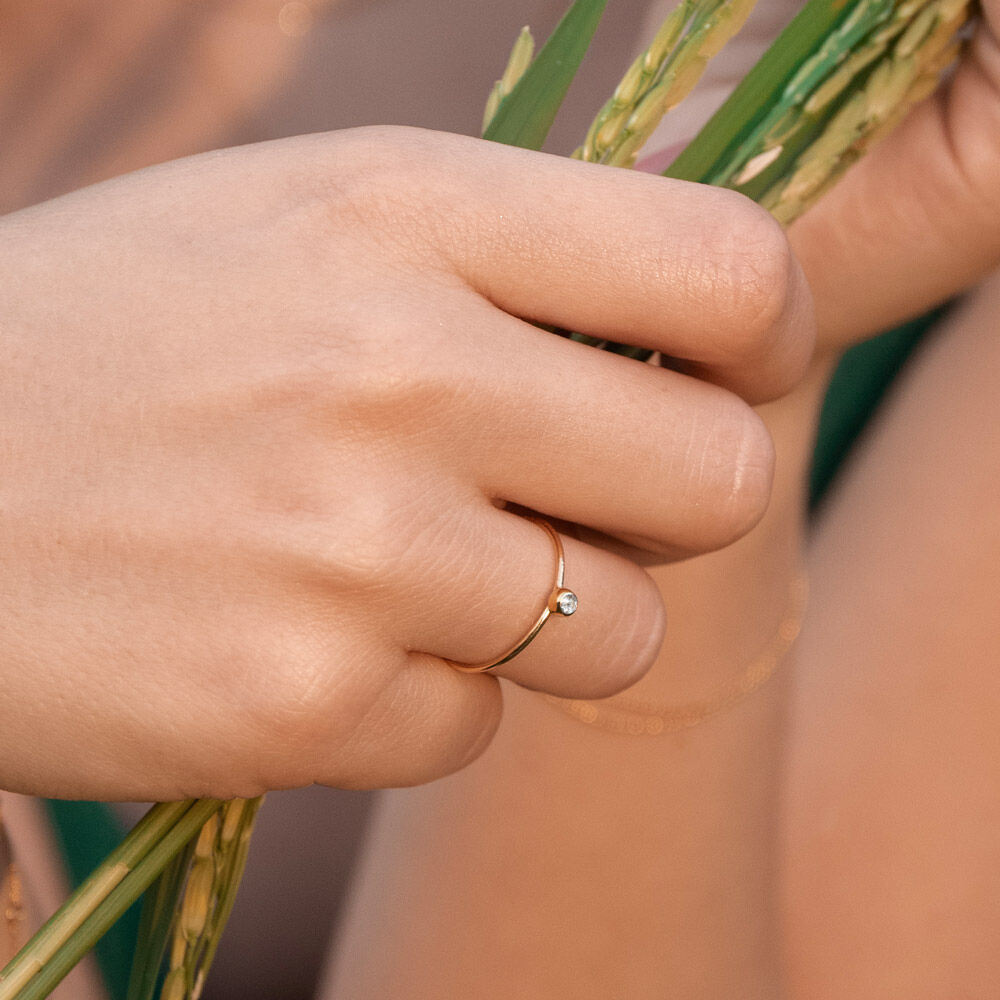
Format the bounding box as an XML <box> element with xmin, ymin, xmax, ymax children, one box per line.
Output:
<box><xmin>225</xmin><ymin>636</ymin><xmax>326</xmax><ymax>770</ymax></box>
<box><xmin>336</xmin><ymin>341</ymin><xmax>462</xmax><ymax>434</ymax></box>
<box><xmin>304</xmin><ymin>659</ymin><xmax>501</xmax><ymax>790</ymax></box>
<box><xmin>709</xmin><ymin>195</ymin><xmax>796</xmax><ymax>363</ymax></box>
<box><xmin>299</xmin><ymin>490</ymin><xmax>426</xmax><ymax>595</ymax></box>
<box><xmin>359</xmin><ymin>667</ymin><xmax>502</xmax><ymax>788</ymax></box>
<box><xmin>235</xmin><ymin>629</ymin><xmax>391</xmax><ymax>789</ymax></box>
<box><xmin>240</xmin><ymin>382</ymin><xmax>456</xmax><ymax>594</ymax></box>
<box><xmin>303</xmin><ymin>126</ymin><xmax>455</xmax><ymax>262</ymax></box>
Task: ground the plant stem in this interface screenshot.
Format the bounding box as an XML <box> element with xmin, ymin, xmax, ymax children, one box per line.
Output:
<box><xmin>483</xmin><ymin>0</ymin><xmax>608</xmax><ymax>149</ymax></box>
<box><xmin>0</xmin><ymin>801</ymin><xmax>221</xmax><ymax>1000</ymax></box>
<box><xmin>0</xmin><ymin>802</ymin><xmax>192</xmax><ymax>998</ymax></box>
<box><xmin>664</xmin><ymin>0</ymin><xmax>860</xmax><ymax>182</ymax></box>
<box><xmin>125</xmin><ymin>838</ymin><xmax>198</xmax><ymax>1000</ymax></box>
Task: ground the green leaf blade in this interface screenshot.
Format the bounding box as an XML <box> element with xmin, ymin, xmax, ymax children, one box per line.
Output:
<box><xmin>663</xmin><ymin>0</ymin><xmax>863</xmax><ymax>183</ymax></box>
<box><xmin>483</xmin><ymin>0</ymin><xmax>609</xmax><ymax>151</ymax></box>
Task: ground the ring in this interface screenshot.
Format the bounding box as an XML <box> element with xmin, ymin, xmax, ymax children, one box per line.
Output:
<box><xmin>446</xmin><ymin>517</ymin><xmax>578</xmax><ymax>674</ymax></box>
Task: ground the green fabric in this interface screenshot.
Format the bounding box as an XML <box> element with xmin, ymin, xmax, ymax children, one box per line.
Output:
<box><xmin>43</xmin><ymin>800</ymin><xmax>140</xmax><ymax>1000</ymax></box>
<box><xmin>809</xmin><ymin>309</ymin><xmax>944</xmax><ymax>510</ymax></box>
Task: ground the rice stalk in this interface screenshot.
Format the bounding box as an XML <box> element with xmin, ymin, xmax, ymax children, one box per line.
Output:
<box><xmin>0</xmin><ymin>802</ymin><xmax>223</xmax><ymax>1000</ymax></box>
<box><xmin>157</xmin><ymin>798</ymin><xmax>262</xmax><ymax>1000</ymax></box>
<box><xmin>483</xmin><ymin>27</ymin><xmax>535</xmax><ymax>134</ymax></box>
<box><xmin>754</xmin><ymin>0</ymin><xmax>973</xmax><ymax>222</ymax></box>
<box><xmin>573</xmin><ymin>0</ymin><xmax>760</xmax><ymax>167</ymax></box>
<box><xmin>125</xmin><ymin>838</ymin><xmax>199</xmax><ymax>1000</ymax></box>
<box><xmin>567</xmin><ymin>0</ymin><xmax>973</xmax><ymax>359</ymax></box>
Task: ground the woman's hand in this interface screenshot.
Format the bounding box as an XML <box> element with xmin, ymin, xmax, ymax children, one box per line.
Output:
<box><xmin>0</xmin><ymin>126</ymin><xmax>813</xmax><ymax>800</ymax></box>
<box><xmin>790</xmin><ymin>3</ymin><xmax>1000</xmax><ymax>346</ymax></box>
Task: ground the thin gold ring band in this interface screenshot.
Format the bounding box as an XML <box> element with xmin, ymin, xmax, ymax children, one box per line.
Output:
<box><xmin>446</xmin><ymin>517</ymin><xmax>578</xmax><ymax>674</ymax></box>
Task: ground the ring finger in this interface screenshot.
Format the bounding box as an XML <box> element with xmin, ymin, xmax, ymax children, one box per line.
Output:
<box><xmin>391</xmin><ymin>505</ymin><xmax>666</xmax><ymax>699</ymax></box>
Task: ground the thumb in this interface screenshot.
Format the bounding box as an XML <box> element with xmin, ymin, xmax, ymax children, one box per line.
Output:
<box><xmin>788</xmin><ymin>46</ymin><xmax>1000</xmax><ymax>348</ymax></box>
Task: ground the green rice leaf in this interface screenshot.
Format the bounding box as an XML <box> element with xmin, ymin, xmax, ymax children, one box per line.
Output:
<box><xmin>664</xmin><ymin>0</ymin><xmax>863</xmax><ymax>182</ymax></box>
<box><xmin>483</xmin><ymin>0</ymin><xmax>609</xmax><ymax>151</ymax></box>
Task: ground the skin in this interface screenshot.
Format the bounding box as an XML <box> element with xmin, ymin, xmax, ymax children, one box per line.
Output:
<box><xmin>784</xmin><ymin>260</ymin><xmax>1000</xmax><ymax>999</ymax></box>
<box><xmin>0</xmin><ymin>126</ymin><xmax>814</xmax><ymax>801</ymax></box>
<box><xmin>781</xmin><ymin>0</ymin><xmax>1000</xmax><ymax>993</ymax></box>
<box><xmin>326</xmin><ymin>1</ymin><xmax>1000</xmax><ymax>996</ymax></box>
<box><xmin>1</xmin><ymin>0</ymin><xmax>998</xmax><ymax>994</ymax></box>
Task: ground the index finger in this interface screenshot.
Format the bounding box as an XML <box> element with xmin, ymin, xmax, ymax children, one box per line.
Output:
<box><xmin>393</xmin><ymin>129</ymin><xmax>816</xmax><ymax>403</ymax></box>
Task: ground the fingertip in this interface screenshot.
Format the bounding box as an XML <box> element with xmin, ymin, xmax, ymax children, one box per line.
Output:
<box><xmin>588</xmin><ymin>563</ymin><xmax>667</xmax><ymax>698</ymax></box>
<box><xmin>639</xmin><ymin>570</ymin><xmax>669</xmax><ymax>674</ymax></box>
<box><xmin>684</xmin><ymin>198</ymin><xmax>817</xmax><ymax>402</ymax></box>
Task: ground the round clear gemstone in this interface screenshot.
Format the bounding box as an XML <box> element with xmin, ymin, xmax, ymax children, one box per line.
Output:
<box><xmin>556</xmin><ymin>590</ymin><xmax>578</xmax><ymax>616</ymax></box>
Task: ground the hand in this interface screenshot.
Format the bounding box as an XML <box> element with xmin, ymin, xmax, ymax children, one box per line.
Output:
<box><xmin>790</xmin><ymin>4</ymin><xmax>1000</xmax><ymax>346</ymax></box>
<box><xmin>0</xmin><ymin>127</ymin><xmax>813</xmax><ymax>800</ymax></box>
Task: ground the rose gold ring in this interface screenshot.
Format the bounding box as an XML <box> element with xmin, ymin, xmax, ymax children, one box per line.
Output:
<box><xmin>446</xmin><ymin>518</ymin><xmax>578</xmax><ymax>674</ymax></box>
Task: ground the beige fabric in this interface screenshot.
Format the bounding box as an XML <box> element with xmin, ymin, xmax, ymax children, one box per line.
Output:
<box><xmin>0</xmin><ymin>0</ymin><xmax>652</xmax><ymax>213</ymax></box>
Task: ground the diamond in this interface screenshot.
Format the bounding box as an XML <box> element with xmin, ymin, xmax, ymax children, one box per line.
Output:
<box><xmin>555</xmin><ymin>590</ymin><xmax>578</xmax><ymax>616</ymax></box>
